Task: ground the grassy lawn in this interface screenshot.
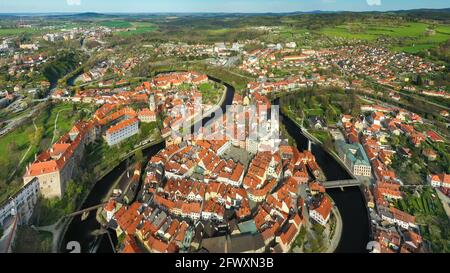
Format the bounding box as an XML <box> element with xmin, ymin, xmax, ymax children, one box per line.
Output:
<box><xmin>140</xmin><ymin>121</ymin><xmax>159</xmax><ymax>138</ymax></box>
<box><xmin>0</xmin><ymin>122</ymin><xmax>35</xmax><ymax>161</ymax></box>
<box><xmin>42</xmin><ymin>103</ymin><xmax>88</xmax><ymax>141</ymax></box>
<box><xmin>309</xmin><ymin>129</ymin><xmax>332</xmax><ymax>143</ymax></box>
<box><xmin>0</xmin><ymin>102</ymin><xmax>90</xmax><ymax>204</ymax></box>
<box><xmin>198</xmin><ymin>82</ymin><xmax>223</xmax><ymax>105</ymax></box>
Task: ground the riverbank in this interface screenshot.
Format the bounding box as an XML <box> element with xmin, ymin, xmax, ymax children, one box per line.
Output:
<box><xmin>280</xmin><ymin>105</ymin><xmax>357</xmax><ymax>181</ymax></box>
<box><xmin>328</xmin><ymin>187</ymin><xmax>370</xmax><ymax>252</ymax></box>
<box><xmin>57</xmin><ymin>138</ymin><xmax>164</xmax><ymax>252</ymax></box>
<box><xmin>326</xmin><ymin>207</ymin><xmax>343</xmax><ymax>253</ymax></box>
<box><xmin>274</xmin><ymin>98</ymin><xmax>370</xmax><ymax>252</ymax></box>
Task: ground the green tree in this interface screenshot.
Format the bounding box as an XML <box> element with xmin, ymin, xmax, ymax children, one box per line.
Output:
<box><xmin>134</xmin><ymin>149</ymin><xmax>144</xmax><ymax>163</ymax></box>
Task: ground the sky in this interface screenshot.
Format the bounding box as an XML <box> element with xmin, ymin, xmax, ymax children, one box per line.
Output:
<box><xmin>0</xmin><ymin>0</ymin><xmax>449</xmax><ymax>13</ymax></box>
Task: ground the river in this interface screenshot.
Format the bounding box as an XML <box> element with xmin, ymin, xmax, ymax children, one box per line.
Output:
<box><xmin>274</xmin><ymin>98</ymin><xmax>370</xmax><ymax>253</ymax></box>
<box><xmin>61</xmin><ymin>78</ymin><xmax>369</xmax><ymax>253</ymax></box>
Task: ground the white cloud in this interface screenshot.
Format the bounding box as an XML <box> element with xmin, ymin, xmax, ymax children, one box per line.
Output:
<box><xmin>366</xmin><ymin>0</ymin><xmax>382</xmax><ymax>6</ymax></box>
<box><xmin>66</xmin><ymin>0</ymin><xmax>81</xmax><ymax>6</ymax></box>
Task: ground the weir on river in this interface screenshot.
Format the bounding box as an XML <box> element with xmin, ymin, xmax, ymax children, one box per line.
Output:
<box><xmin>61</xmin><ymin>77</ymin><xmax>369</xmax><ymax>253</ymax></box>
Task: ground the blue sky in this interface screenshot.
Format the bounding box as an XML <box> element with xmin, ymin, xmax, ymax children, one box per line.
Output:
<box><xmin>0</xmin><ymin>0</ymin><xmax>449</xmax><ymax>13</ymax></box>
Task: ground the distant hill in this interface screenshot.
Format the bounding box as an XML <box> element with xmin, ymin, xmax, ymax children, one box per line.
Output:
<box><xmin>0</xmin><ymin>8</ymin><xmax>448</xmax><ymax>20</ymax></box>
<box><xmin>389</xmin><ymin>8</ymin><xmax>450</xmax><ymax>20</ymax></box>
<box><xmin>0</xmin><ymin>12</ymin><xmax>118</xmax><ymax>20</ymax></box>
<box><xmin>46</xmin><ymin>12</ymin><xmax>121</xmax><ymax>20</ymax></box>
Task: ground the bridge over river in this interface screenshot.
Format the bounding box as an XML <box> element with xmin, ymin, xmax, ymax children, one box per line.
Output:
<box><xmin>323</xmin><ymin>179</ymin><xmax>361</xmax><ymax>189</ymax></box>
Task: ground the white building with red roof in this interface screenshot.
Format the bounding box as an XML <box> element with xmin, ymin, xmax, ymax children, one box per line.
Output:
<box><xmin>105</xmin><ymin>117</ymin><xmax>139</xmax><ymax>146</ymax></box>
<box><xmin>428</xmin><ymin>173</ymin><xmax>450</xmax><ymax>189</ymax></box>
<box><xmin>138</xmin><ymin>108</ymin><xmax>157</xmax><ymax>123</ymax></box>
<box><xmin>309</xmin><ymin>195</ymin><xmax>332</xmax><ymax>226</ymax></box>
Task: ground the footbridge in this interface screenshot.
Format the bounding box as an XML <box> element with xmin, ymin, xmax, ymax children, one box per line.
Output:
<box><xmin>323</xmin><ymin>179</ymin><xmax>361</xmax><ymax>189</ymax></box>
<box><xmin>63</xmin><ymin>202</ymin><xmax>108</xmax><ymax>219</ymax></box>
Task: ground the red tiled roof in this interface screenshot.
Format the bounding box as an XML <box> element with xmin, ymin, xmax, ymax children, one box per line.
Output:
<box><xmin>390</xmin><ymin>207</ymin><xmax>415</xmax><ymax>224</ymax></box>
<box><xmin>280</xmin><ymin>223</ymin><xmax>298</xmax><ymax>245</ymax></box>
<box><xmin>430</xmin><ymin>173</ymin><xmax>450</xmax><ymax>183</ymax></box>
<box><xmin>139</xmin><ymin>108</ymin><xmax>156</xmax><ymax>117</ymax></box>
<box><xmin>106</xmin><ymin>117</ymin><xmax>139</xmax><ymax>135</ymax></box>
<box><xmin>313</xmin><ymin>196</ymin><xmax>332</xmax><ymax>220</ymax></box>
<box><xmin>427</xmin><ymin>131</ymin><xmax>444</xmax><ymax>142</ymax></box>
<box><xmin>104</xmin><ymin>199</ymin><xmax>116</xmax><ymax>212</ymax></box>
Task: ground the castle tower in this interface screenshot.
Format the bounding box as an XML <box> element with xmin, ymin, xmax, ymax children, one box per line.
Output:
<box><xmin>149</xmin><ymin>93</ymin><xmax>156</xmax><ymax>111</ymax></box>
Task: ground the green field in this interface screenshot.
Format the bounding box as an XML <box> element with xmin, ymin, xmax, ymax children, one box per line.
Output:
<box><xmin>115</xmin><ymin>22</ymin><xmax>157</xmax><ymax>36</ymax></box>
<box><xmin>321</xmin><ymin>25</ymin><xmax>377</xmax><ymax>41</ymax></box>
<box><xmin>0</xmin><ymin>27</ymin><xmax>42</xmax><ymax>37</ymax></box>
<box><xmin>321</xmin><ymin>22</ymin><xmax>430</xmax><ymax>39</ymax></box>
<box><xmin>99</xmin><ymin>20</ymin><xmax>133</xmax><ymax>28</ymax></box>
<box><xmin>436</xmin><ymin>25</ymin><xmax>450</xmax><ymax>35</ymax></box>
<box><xmin>319</xmin><ymin>22</ymin><xmax>450</xmax><ymax>53</ymax></box>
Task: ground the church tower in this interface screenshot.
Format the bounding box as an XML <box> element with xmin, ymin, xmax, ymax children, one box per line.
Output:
<box><xmin>149</xmin><ymin>93</ymin><xmax>156</xmax><ymax>111</ymax></box>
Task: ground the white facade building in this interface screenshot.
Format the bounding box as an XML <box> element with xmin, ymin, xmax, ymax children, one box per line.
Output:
<box><xmin>105</xmin><ymin>118</ymin><xmax>139</xmax><ymax>146</ymax></box>
<box><xmin>0</xmin><ymin>178</ymin><xmax>40</xmax><ymax>227</ymax></box>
